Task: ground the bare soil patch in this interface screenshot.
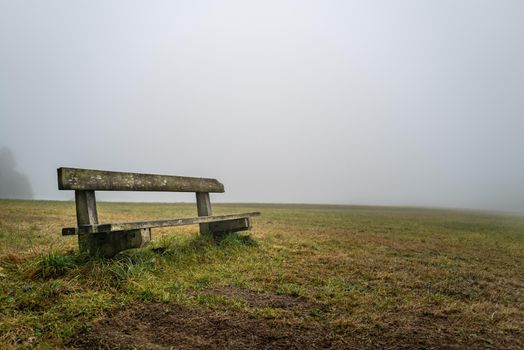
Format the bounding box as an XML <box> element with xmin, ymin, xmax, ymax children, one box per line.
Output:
<box><xmin>72</xmin><ymin>303</ymin><xmax>343</xmax><ymax>350</ymax></box>
<box><xmin>202</xmin><ymin>285</ymin><xmax>323</xmax><ymax>310</ymax></box>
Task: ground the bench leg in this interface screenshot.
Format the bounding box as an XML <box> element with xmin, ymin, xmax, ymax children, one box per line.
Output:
<box><xmin>85</xmin><ymin>228</ymin><xmax>151</xmax><ymax>258</ymax></box>
<box><xmin>196</xmin><ymin>192</ymin><xmax>212</xmax><ymax>235</ymax></box>
<box><xmin>75</xmin><ymin>190</ymin><xmax>99</xmax><ymax>253</ymax></box>
<box><xmin>208</xmin><ymin>218</ymin><xmax>251</xmax><ymax>237</ymax></box>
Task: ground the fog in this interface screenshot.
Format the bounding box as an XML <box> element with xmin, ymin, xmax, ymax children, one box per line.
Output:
<box><xmin>0</xmin><ymin>147</ymin><xmax>33</xmax><ymax>199</ymax></box>
<box><xmin>1</xmin><ymin>1</ymin><xmax>523</xmax><ymax>211</ymax></box>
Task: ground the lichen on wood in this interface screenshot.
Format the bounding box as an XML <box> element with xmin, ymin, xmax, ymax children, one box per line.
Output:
<box><xmin>57</xmin><ymin>167</ymin><xmax>225</xmax><ymax>193</ymax></box>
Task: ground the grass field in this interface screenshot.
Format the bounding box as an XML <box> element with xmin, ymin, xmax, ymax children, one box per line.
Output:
<box><xmin>0</xmin><ymin>199</ymin><xmax>523</xmax><ymax>349</ymax></box>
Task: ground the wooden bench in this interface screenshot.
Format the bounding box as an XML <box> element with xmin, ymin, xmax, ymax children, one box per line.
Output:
<box><xmin>58</xmin><ymin>167</ymin><xmax>260</xmax><ymax>257</ymax></box>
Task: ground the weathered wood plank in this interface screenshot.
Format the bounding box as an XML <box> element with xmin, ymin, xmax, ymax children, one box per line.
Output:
<box><xmin>75</xmin><ymin>190</ymin><xmax>98</xmax><ymax>225</ymax></box>
<box><xmin>75</xmin><ymin>190</ymin><xmax>98</xmax><ymax>252</ymax></box>
<box><xmin>196</xmin><ymin>192</ymin><xmax>212</xmax><ymax>235</ymax></box>
<box><xmin>87</xmin><ymin>228</ymin><xmax>151</xmax><ymax>258</ymax></box>
<box><xmin>62</xmin><ymin>227</ymin><xmax>77</xmax><ymax>236</ymax></box>
<box><xmin>57</xmin><ymin>167</ymin><xmax>225</xmax><ymax>193</ymax></box>
<box><xmin>208</xmin><ymin>218</ymin><xmax>250</xmax><ymax>236</ymax></box>
<box><xmin>63</xmin><ymin>212</ymin><xmax>260</xmax><ymax>234</ymax></box>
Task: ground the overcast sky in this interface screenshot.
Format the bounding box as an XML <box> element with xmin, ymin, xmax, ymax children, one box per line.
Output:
<box><xmin>1</xmin><ymin>0</ymin><xmax>523</xmax><ymax>211</ymax></box>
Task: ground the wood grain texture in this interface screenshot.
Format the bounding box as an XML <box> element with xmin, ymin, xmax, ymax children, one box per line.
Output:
<box><xmin>57</xmin><ymin>167</ymin><xmax>225</xmax><ymax>193</ymax></box>
<box><xmin>196</xmin><ymin>192</ymin><xmax>212</xmax><ymax>235</ymax></box>
<box><xmin>208</xmin><ymin>218</ymin><xmax>250</xmax><ymax>236</ymax></box>
<box><xmin>63</xmin><ymin>212</ymin><xmax>260</xmax><ymax>234</ymax></box>
<box><xmin>87</xmin><ymin>228</ymin><xmax>151</xmax><ymax>258</ymax></box>
<box><xmin>74</xmin><ymin>190</ymin><xmax>98</xmax><ymax>252</ymax></box>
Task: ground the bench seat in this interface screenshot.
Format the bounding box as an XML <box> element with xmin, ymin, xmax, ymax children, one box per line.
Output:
<box><xmin>62</xmin><ymin>212</ymin><xmax>260</xmax><ymax>235</ymax></box>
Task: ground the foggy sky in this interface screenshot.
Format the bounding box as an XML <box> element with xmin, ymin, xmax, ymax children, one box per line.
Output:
<box><xmin>1</xmin><ymin>0</ymin><xmax>523</xmax><ymax>211</ymax></box>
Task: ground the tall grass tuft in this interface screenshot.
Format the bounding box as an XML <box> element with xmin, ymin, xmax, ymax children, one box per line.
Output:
<box><xmin>31</xmin><ymin>251</ymin><xmax>78</xmax><ymax>279</ymax></box>
<box><xmin>217</xmin><ymin>232</ymin><xmax>258</xmax><ymax>247</ymax></box>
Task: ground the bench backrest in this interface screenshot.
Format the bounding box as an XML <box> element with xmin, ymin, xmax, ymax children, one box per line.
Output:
<box><xmin>57</xmin><ymin>167</ymin><xmax>225</xmax><ymax>193</ymax></box>
<box><xmin>58</xmin><ymin>167</ymin><xmax>223</xmax><ymax>238</ymax></box>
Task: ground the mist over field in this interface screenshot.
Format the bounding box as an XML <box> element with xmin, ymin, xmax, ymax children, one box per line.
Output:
<box><xmin>1</xmin><ymin>0</ymin><xmax>523</xmax><ymax>211</ymax></box>
<box><xmin>0</xmin><ymin>147</ymin><xmax>33</xmax><ymax>199</ymax></box>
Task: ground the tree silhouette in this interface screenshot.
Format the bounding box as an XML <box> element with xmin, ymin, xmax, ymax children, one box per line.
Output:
<box><xmin>0</xmin><ymin>146</ymin><xmax>34</xmax><ymax>199</ymax></box>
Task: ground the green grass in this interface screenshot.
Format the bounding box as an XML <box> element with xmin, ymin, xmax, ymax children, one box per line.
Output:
<box><xmin>0</xmin><ymin>199</ymin><xmax>523</xmax><ymax>348</ymax></box>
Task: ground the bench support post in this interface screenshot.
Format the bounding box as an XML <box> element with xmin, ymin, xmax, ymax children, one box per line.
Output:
<box><xmin>87</xmin><ymin>228</ymin><xmax>151</xmax><ymax>258</ymax></box>
<box><xmin>75</xmin><ymin>190</ymin><xmax>98</xmax><ymax>253</ymax></box>
<box><xmin>209</xmin><ymin>218</ymin><xmax>250</xmax><ymax>236</ymax></box>
<box><xmin>196</xmin><ymin>192</ymin><xmax>212</xmax><ymax>235</ymax></box>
